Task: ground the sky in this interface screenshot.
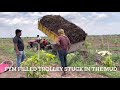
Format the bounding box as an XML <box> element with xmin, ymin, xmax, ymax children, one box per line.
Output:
<box><xmin>0</xmin><ymin>12</ymin><xmax>120</xmax><ymax>38</ymax></box>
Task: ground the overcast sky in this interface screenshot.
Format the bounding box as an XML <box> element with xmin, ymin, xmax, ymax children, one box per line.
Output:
<box><xmin>0</xmin><ymin>12</ymin><xmax>120</xmax><ymax>38</ymax></box>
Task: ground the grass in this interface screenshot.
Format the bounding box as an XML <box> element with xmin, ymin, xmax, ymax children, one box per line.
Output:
<box><xmin>25</xmin><ymin>48</ymin><xmax>37</xmax><ymax>58</ymax></box>
<box><xmin>0</xmin><ymin>38</ymin><xmax>37</xmax><ymax>63</ymax></box>
<box><xmin>67</xmin><ymin>48</ymin><xmax>120</xmax><ymax>78</ymax></box>
<box><xmin>112</xmin><ymin>54</ymin><xmax>120</xmax><ymax>63</ymax></box>
<box><xmin>67</xmin><ymin>35</ymin><xmax>120</xmax><ymax>77</ymax></box>
<box><xmin>93</xmin><ymin>71</ymin><xmax>120</xmax><ymax>78</ymax></box>
<box><xmin>110</xmin><ymin>47</ymin><xmax>120</xmax><ymax>51</ymax></box>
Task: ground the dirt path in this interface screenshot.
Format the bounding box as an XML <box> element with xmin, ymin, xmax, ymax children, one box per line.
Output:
<box><xmin>0</xmin><ymin>71</ymin><xmax>26</xmax><ymax>78</ymax></box>
<box><xmin>0</xmin><ymin>70</ymin><xmax>107</xmax><ymax>78</ymax></box>
<box><xmin>46</xmin><ymin>71</ymin><xmax>107</xmax><ymax>78</ymax></box>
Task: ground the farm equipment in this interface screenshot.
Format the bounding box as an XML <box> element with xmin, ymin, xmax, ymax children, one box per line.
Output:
<box><xmin>38</xmin><ymin>15</ymin><xmax>87</xmax><ymax>53</ymax></box>
<box><xmin>27</xmin><ymin>39</ymin><xmax>41</xmax><ymax>51</ymax></box>
<box><xmin>27</xmin><ymin>39</ymin><xmax>52</xmax><ymax>52</ymax></box>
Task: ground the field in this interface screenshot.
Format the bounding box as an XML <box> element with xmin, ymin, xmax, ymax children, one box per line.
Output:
<box><xmin>0</xmin><ymin>35</ymin><xmax>120</xmax><ymax>78</ymax></box>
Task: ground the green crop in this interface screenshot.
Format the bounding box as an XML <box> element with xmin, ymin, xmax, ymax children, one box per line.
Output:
<box><xmin>102</xmin><ymin>56</ymin><xmax>114</xmax><ymax>67</ymax></box>
<box><xmin>21</xmin><ymin>50</ymin><xmax>57</xmax><ymax>78</ymax></box>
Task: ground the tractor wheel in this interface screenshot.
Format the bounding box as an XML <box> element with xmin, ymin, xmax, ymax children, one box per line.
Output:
<box><xmin>33</xmin><ymin>43</ymin><xmax>38</xmax><ymax>52</ymax></box>
<box><xmin>27</xmin><ymin>45</ymin><xmax>31</xmax><ymax>49</ymax></box>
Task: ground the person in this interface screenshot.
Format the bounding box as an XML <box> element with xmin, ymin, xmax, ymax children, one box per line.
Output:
<box><xmin>43</xmin><ymin>39</ymin><xmax>48</xmax><ymax>46</ymax></box>
<box><xmin>57</xmin><ymin>29</ymin><xmax>71</xmax><ymax>76</ymax></box>
<box><xmin>36</xmin><ymin>35</ymin><xmax>41</xmax><ymax>43</ymax></box>
<box><xmin>42</xmin><ymin>39</ymin><xmax>46</xmax><ymax>50</ymax></box>
<box><xmin>13</xmin><ymin>29</ymin><xmax>26</xmax><ymax>67</ymax></box>
<box><xmin>37</xmin><ymin>35</ymin><xmax>41</xmax><ymax>40</ymax></box>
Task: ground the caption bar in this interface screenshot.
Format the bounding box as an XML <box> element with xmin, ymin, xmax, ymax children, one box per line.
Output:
<box><xmin>5</xmin><ymin>67</ymin><xmax>117</xmax><ymax>72</ymax></box>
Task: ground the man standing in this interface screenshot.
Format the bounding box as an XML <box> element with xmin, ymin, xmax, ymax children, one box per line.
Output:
<box><xmin>57</xmin><ymin>29</ymin><xmax>71</xmax><ymax>76</ymax></box>
<box><xmin>36</xmin><ymin>35</ymin><xmax>41</xmax><ymax>43</ymax></box>
<box><xmin>13</xmin><ymin>29</ymin><xmax>26</xmax><ymax>67</ymax></box>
